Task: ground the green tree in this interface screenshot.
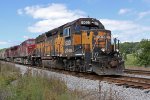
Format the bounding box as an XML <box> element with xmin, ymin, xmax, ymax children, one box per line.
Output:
<box><xmin>120</xmin><ymin>42</ymin><xmax>139</xmax><ymax>54</ymax></box>
<box><xmin>136</xmin><ymin>39</ymin><xmax>150</xmax><ymax>67</ymax></box>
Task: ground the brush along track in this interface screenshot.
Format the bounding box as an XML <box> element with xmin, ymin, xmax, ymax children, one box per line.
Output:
<box><xmin>1</xmin><ymin>61</ymin><xmax>150</xmax><ymax>90</ymax></box>
<box><xmin>124</xmin><ymin>69</ymin><xmax>150</xmax><ymax>76</ymax></box>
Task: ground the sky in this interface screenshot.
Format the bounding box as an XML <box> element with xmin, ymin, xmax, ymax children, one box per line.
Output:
<box><xmin>0</xmin><ymin>0</ymin><xmax>150</xmax><ymax>49</ymax></box>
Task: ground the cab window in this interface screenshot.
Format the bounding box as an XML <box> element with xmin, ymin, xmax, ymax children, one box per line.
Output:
<box><xmin>63</xmin><ymin>27</ymin><xmax>71</xmax><ymax>37</ymax></box>
<box><xmin>27</xmin><ymin>41</ymin><xmax>35</xmax><ymax>45</ymax></box>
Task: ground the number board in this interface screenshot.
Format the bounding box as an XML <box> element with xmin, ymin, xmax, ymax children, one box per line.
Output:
<box><xmin>81</xmin><ymin>21</ymin><xmax>91</xmax><ymax>25</ymax></box>
<box><xmin>81</xmin><ymin>20</ymin><xmax>99</xmax><ymax>26</ymax></box>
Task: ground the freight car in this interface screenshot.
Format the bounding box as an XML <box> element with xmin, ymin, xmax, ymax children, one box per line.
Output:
<box><xmin>31</xmin><ymin>18</ymin><xmax>124</xmax><ymax>75</ymax></box>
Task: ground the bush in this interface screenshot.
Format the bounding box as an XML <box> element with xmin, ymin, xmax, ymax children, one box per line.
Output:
<box><xmin>0</xmin><ymin>62</ymin><xmax>79</xmax><ymax>100</ymax></box>
<box><xmin>136</xmin><ymin>39</ymin><xmax>150</xmax><ymax>67</ymax></box>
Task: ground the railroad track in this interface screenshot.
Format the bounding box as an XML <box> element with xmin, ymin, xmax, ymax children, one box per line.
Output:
<box><xmin>42</xmin><ymin>68</ymin><xmax>150</xmax><ymax>90</ymax></box>
<box><xmin>124</xmin><ymin>69</ymin><xmax>150</xmax><ymax>76</ymax></box>
<box><xmin>1</xmin><ymin>61</ymin><xmax>150</xmax><ymax>90</ymax></box>
<box><xmin>104</xmin><ymin>76</ymin><xmax>150</xmax><ymax>89</ymax></box>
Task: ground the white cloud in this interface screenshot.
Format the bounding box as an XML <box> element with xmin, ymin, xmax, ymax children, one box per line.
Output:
<box><xmin>118</xmin><ymin>8</ymin><xmax>131</xmax><ymax>15</ymax></box>
<box><xmin>23</xmin><ymin>36</ymin><xmax>29</xmax><ymax>39</ymax></box>
<box><xmin>0</xmin><ymin>41</ymin><xmax>11</xmax><ymax>49</ymax></box>
<box><xmin>17</xmin><ymin>3</ymin><xmax>150</xmax><ymax>42</ymax></box>
<box><xmin>28</xmin><ymin>18</ymin><xmax>74</xmax><ymax>33</ymax></box>
<box><xmin>118</xmin><ymin>8</ymin><xmax>150</xmax><ymax>20</ymax></box>
<box><xmin>0</xmin><ymin>41</ymin><xmax>8</xmax><ymax>45</ymax></box>
<box><xmin>101</xmin><ymin>19</ymin><xmax>137</xmax><ymax>31</ymax></box>
<box><xmin>100</xmin><ymin>19</ymin><xmax>150</xmax><ymax>42</ymax></box>
<box><xmin>18</xmin><ymin>3</ymin><xmax>86</xmax><ymax>33</ymax></box>
<box><xmin>17</xmin><ymin>9</ymin><xmax>23</xmax><ymax>15</ymax></box>
<box><xmin>0</xmin><ymin>40</ymin><xmax>21</xmax><ymax>47</ymax></box>
<box><xmin>138</xmin><ymin>11</ymin><xmax>150</xmax><ymax>19</ymax></box>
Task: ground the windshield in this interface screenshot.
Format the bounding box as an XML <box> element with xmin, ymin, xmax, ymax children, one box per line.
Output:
<box><xmin>27</xmin><ymin>41</ymin><xmax>35</xmax><ymax>45</ymax></box>
<box><xmin>81</xmin><ymin>26</ymin><xmax>99</xmax><ymax>30</ymax></box>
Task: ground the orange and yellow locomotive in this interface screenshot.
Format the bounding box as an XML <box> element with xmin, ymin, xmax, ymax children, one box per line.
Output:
<box><xmin>32</xmin><ymin>18</ymin><xmax>124</xmax><ymax>75</ymax></box>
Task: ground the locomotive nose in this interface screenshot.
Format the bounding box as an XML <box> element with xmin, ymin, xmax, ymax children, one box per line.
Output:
<box><xmin>28</xmin><ymin>44</ymin><xmax>35</xmax><ymax>49</ymax></box>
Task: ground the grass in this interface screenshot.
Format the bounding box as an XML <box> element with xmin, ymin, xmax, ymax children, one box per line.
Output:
<box><xmin>125</xmin><ymin>54</ymin><xmax>138</xmax><ymax>67</ymax></box>
<box><xmin>0</xmin><ymin>62</ymin><xmax>20</xmax><ymax>88</ymax></box>
<box><xmin>0</xmin><ymin>61</ymin><xmax>79</xmax><ymax>100</ymax></box>
<box><xmin>125</xmin><ymin>54</ymin><xmax>150</xmax><ymax>70</ymax></box>
<box><xmin>9</xmin><ymin>72</ymin><xmax>79</xmax><ymax>100</ymax></box>
<box><xmin>0</xmin><ymin>62</ymin><xmax>20</xmax><ymax>99</ymax></box>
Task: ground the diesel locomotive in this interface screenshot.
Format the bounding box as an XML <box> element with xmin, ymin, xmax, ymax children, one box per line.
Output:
<box><xmin>0</xmin><ymin>39</ymin><xmax>35</xmax><ymax>64</ymax></box>
<box><xmin>31</xmin><ymin>18</ymin><xmax>124</xmax><ymax>75</ymax></box>
<box><xmin>0</xmin><ymin>18</ymin><xmax>124</xmax><ymax>75</ymax></box>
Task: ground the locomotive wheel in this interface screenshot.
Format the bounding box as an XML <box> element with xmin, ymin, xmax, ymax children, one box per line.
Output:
<box><xmin>38</xmin><ymin>59</ymin><xmax>42</xmax><ymax>67</ymax></box>
<box><xmin>51</xmin><ymin>59</ymin><xmax>56</xmax><ymax>69</ymax></box>
<box><xmin>68</xmin><ymin>61</ymin><xmax>71</xmax><ymax>71</ymax></box>
<box><xmin>75</xmin><ymin>66</ymin><xmax>80</xmax><ymax>72</ymax></box>
<box><xmin>80</xmin><ymin>65</ymin><xmax>85</xmax><ymax>72</ymax></box>
<box><xmin>31</xmin><ymin>59</ymin><xmax>35</xmax><ymax>66</ymax></box>
<box><xmin>69</xmin><ymin>60</ymin><xmax>75</xmax><ymax>71</ymax></box>
<box><xmin>79</xmin><ymin>66</ymin><xmax>82</xmax><ymax>72</ymax></box>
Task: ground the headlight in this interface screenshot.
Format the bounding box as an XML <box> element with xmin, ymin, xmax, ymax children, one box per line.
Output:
<box><xmin>101</xmin><ymin>48</ymin><xmax>105</xmax><ymax>52</ymax></box>
<box><xmin>116</xmin><ymin>49</ymin><xmax>119</xmax><ymax>52</ymax></box>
